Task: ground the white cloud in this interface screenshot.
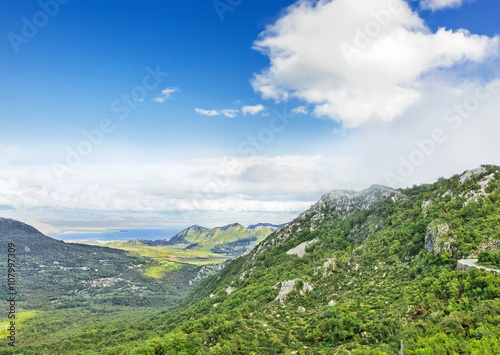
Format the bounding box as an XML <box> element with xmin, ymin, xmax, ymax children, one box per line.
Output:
<box><xmin>251</xmin><ymin>0</ymin><xmax>499</xmax><ymax>127</ymax></box>
<box><xmin>221</xmin><ymin>109</ymin><xmax>239</xmax><ymax>118</ymax></box>
<box><xmin>292</xmin><ymin>106</ymin><xmax>308</xmax><ymax>114</ymax></box>
<box><xmin>195</xmin><ymin>108</ymin><xmax>239</xmax><ymax>117</ymax></box>
<box><xmin>318</xmin><ymin>78</ymin><xmax>500</xmax><ymax>188</ymax></box>
<box><xmin>195</xmin><ymin>108</ymin><xmax>220</xmax><ymax>116</ymax></box>
<box><xmin>242</xmin><ymin>104</ymin><xmax>266</xmax><ymax>115</ymax></box>
<box><xmin>153</xmin><ymin>87</ymin><xmax>179</xmax><ymax>103</ymax></box>
<box><xmin>420</xmin><ymin>0</ymin><xmax>466</xmax><ymax>11</ymax></box>
<box><xmin>0</xmin><ymin>155</ymin><xmax>337</xmax><ymax>226</ymax></box>
<box><xmin>4</xmin><ymin>75</ymin><xmax>500</xmax><ymax>227</ymax></box>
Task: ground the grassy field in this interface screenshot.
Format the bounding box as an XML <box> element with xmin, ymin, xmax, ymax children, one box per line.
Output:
<box><xmin>104</xmin><ymin>243</ymin><xmax>227</xmax><ymax>265</ymax></box>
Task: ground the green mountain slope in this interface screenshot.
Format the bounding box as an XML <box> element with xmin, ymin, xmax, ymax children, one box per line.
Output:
<box><xmin>5</xmin><ymin>165</ymin><xmax>500</xmax><ymax>354</ymax></box>
<box><xmin>0</xmin><ymin>218</ymin><xmax>200</xmax><ymax>310</ymax></box>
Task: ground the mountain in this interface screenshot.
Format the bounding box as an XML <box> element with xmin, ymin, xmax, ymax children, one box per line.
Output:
<box><xmin>6</xmin><ymin>165</ymin><xmax>500</xmax><ymax>354</ymax></box>
<box><xmin>0</xmin><ymin>218</ymin><xmax>200</xmax><ymax>309</ymax></box>
<box><xmin>110</xmin><ymin>222</ymin><xmax>285</xmax><ymax>258</ymax></box>
<box><xmin>97</xmin><ymin>165</ymin><xmax>500</xmax><ymax>354</ymax></box>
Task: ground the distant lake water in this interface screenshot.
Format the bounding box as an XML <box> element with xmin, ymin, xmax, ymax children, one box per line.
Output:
<box><xmin>49</xmin><ymin>228</ymin><xmax>184</xmax><ymax>242</ymax></box>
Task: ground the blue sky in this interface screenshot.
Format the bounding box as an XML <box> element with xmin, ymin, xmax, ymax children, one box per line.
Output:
<box><xmin>1</xmin><ymin>0</ymin><xmax>500</xmax><ymax>229</ymax></box>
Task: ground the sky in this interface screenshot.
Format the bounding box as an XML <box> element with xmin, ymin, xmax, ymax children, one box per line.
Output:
<box><xmin>1</xmin><ymin>0</ymin><xmax>500</xmax><ymax>229</ymax></box>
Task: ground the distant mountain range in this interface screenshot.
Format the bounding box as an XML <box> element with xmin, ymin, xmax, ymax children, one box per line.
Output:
<box><xmin>107</xmin><ymin>222</ymin><xmax>288</xmax><ymax>258</ymax></box>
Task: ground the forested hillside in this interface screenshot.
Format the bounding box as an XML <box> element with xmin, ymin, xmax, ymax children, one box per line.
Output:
<box><xmin>4</xmin><ymin>165</ymin><xmax>500</xmax><ymax>354</ymax></box>
<box><xmin>0</xmin><ymin>218</ymin><xmax>200</xmax><ymax>310</ymax></box>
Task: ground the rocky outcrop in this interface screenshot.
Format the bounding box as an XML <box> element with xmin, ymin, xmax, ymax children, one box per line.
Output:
<box><xmin>463</xmin><ymin>173</ymin><xmax>495</xmax><ymax>206</ymax></box>
<box><xmin>274</xmin><ymin>279</ymin><xmax>313</xmax><ymax>303</ymax></box>
<box><xmin>275</xmin><ymin>280</ymin><xmax>296</xmax><ymax>302</ymax></box>
<box><xmin>300</xmin><ymin>185</ymin><xmax>400</xmax><ymax>224</ymax></box>
<box><xmin>421</xmin><ymin>200</ymin><xmax>433</xmax><ymax>216</ymax></box>
<box><xmin>249</xmin><ymin>185</ymin><xmax>401</xmax><ymax>263</ymax></box>
<box><xmin>189</xmin><ymin>263</ymin><xmax>226</xmax><ymax>285</ymax></box>
<box><xmin>468</xmin><ymin>239</ymin><xmax>500</xmax><ymax>258</ymax></box>
<box><xmin>425</xmin><ymin>221</ymin><xmax>452</xmax><ymax>255</ymax></box>
<box><xmin>286</xmin><ymin>239</ymin><xmax>319</xmax><ymax>258</ymax></box>
<box><xmin>459</xmin><ymin>166</ymin><xmax>488</xmax><ymax>184</ymax></box>
<box><xmin>318</xmin><ymin>257</ymin><xmax>337</xmax><ymax>277</ymax></box>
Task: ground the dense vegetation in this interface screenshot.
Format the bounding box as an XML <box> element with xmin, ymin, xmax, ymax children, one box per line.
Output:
<box><xmin>0</xmin><ymin>218</ymin><xmax>202</xmax><ymax>312</ymax></box>
<box><xmin>478</xmin><ymin>250</ymin><xmax>500</xmax><ymax>268</ymax></box>
<box><xmin>2</xmin><ymin>165</ymin><xmax>500</xmax><ymax>354</ymax></box>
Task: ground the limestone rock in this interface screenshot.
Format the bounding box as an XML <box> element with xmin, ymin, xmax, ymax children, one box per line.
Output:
<box><xmin>421</xmin><ymin>200</ymin><xmax>433</xmax><ymax>216</ymax></box>
<box><xmin>459</xmin><ymin>166</ymin><xmax>487</xmax><ymax>184</ymax></box>
<box><xmin>468</xmin><ymin>239</ymin><xmax>500</xmax><ymax>258</ymax></box>
<box><xmin>463</xmin><ymin>173</ymin><xmax>495</xmax><ymax>206</ymax></box>
<box><xmin>275</xmin><ymin>280</ymin><xmax>296</xmax><ymax>302</ymax></box>
<box><xmin>286</xmin><ymin>238</ymin><xmax>319</xmax><ymax>258</ymax></box>
<box><xmin>425</xmin><ymin>221</ymin><xmax>452</xmax><ymax>255</ymax></box>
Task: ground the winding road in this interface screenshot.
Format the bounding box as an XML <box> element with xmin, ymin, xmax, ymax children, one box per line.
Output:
<box><xmin>457</xmin><ymin>259</ymin><xmax>500</xmax><ymax>273</ymax></box>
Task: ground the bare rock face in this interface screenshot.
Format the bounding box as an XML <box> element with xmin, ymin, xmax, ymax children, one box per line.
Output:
<box><xmin>189</xmin><ymin>263</ymin><xmax>226</xmax><ymax>285</ymax></box>
<box><xmin>299</xmin><ymin>185</ymin><xmax>399</xmax><ymax>223</ymax></box>
<box><xmin>421</xmin><ymin>200</ymin><xmax>433</xmax><ymax>216</ymax></box>
<box><xmin>468</xmin><ymin>239</ymin><xmax>500</xmax><ymax>258</ymax></box>
<box><xmin>275</xmin><ymin>280</ymin><xmax>296</xmax><ymax>303</ymax></box>
<box><xmin>425</xmin><ymin>221</ymin><xmax>452</xmax><ymax>255</ymax></box>
<box><xmin>286</xmin><ymin>239</ymin><xmax>319</xmax><ymax>258</ymax></box>
<box><xmin>459</xmin><ymin>166</ymin><xmax>487</xmax><ymax>184</ymax></box>
<box><xmin>274</xmin><ymin>279</ymin><xmax>313</xmax><ymax>303</ymax></box>
<box><xmin>463</xmin><ymin>173</ymin><xmax>495</xmax><ymax>206</ymax></box>
<box><xmin>248</xmin><ymin>185</ymin><xmax>400</xmax><ymax>264</ymax></box>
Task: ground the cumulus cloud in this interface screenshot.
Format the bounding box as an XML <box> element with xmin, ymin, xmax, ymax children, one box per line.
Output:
<box><xmin>153</xmin><ymin>87</ymin><xmax>179</xmax><ymax>102</ymax></box>
<box><xmin>195</xmin><ymin>108</ymin><xmax>239</xmax><ymax>117</ymax></box>
<box><xmin>292</xmin><ymin>106</ymin><xmax>308</xmax><ymax>114</ymax></box>
<box><xmin>242</xmin><ymin>104</ymin><xmax>266</xmax><ymax>115</ymax></box>
<box><xmin>221</xmin><ymin>109</ymin><xmax>239</xmax><ymax>118</ymax></box>
<box><xmin>195</xmin><ymin>108</ymin><xmax>220</xmax><ymax>116</ymax></box>
<box><xmin>251</xmin><ymin>0</ymin><xmax>499</xmax><ymax>127</ymax></box>
<box><xmin>420</xmin><ymin>0</ymin><xmax>466</xmax><ymax>10</ymax></box>
<box><xmin>0</xmin><ymin>155</ymin><xmax>337</xmax><ymax>225</ymax></box>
